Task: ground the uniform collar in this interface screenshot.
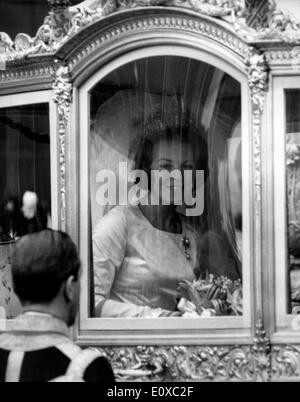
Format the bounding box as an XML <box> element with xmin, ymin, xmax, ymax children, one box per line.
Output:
<box><xmin>6</xmin><ymin>313</ymin><xmax>70</xmax><ymax>337</ymax></box>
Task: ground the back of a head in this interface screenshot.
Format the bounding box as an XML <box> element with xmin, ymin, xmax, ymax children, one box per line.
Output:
<box><xmin>12</xmin><ymin>229</ymin><xmax>80</xmax><ymax>304</ymax></box>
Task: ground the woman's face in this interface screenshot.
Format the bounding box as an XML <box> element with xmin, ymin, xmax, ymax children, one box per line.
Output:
<box><xmin>150</xmin><ymin>139</ymin><xmax>196</xmax><ymax>205</ymax></box>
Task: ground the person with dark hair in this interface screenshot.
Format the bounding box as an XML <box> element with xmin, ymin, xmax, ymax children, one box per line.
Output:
<box><xmin>0</xmin><ymin>229</ymin><xmax>115</xmax><ymax>382</ymax></box>
<box><xmin>93</xmin><ymin>103</ymin><xmax>207</xmax><ymax>318</ymax></box>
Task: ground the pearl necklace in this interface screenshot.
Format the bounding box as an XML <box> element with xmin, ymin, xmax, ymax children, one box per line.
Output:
<box><xmin>181</xmin><ymin>236</ymin><xmax>191</xmax><ymax>260</ymax></box>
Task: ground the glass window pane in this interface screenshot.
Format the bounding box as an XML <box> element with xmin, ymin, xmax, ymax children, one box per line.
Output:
<box><xmin>90</xmin><ymin>56</ymin><xmax>242</xmax><ymax>318</ymax></box>
<box><xmin>286</xmin><ymin>90</ymin><xmax>300</xmax><ymax>314</ymax></box>
<box><xmin>0</xmin><ymin>103</ymin><xmax>51</xmax><ymax>319</ymax></box>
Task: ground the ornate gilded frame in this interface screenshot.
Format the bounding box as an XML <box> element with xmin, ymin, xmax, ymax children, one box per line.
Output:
<box><xmin>1</xmin><ymin>0</ymin><xmax>300</xmax><ymax>381</ymax></box>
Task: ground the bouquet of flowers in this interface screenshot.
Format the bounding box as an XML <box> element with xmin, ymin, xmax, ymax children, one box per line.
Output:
<box><xmin>177</xmin><ymin>275</ymin><xmax>243</xmax><ymax>317</ymax></box>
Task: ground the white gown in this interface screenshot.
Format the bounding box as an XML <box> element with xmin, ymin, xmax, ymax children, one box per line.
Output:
<box><xmin>93</xmin><ymin>205</ymin><xmax>200</xmax><ymax>318</ymax></box>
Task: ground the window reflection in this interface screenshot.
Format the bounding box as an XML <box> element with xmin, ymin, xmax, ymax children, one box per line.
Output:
<box><xmin>0</xmin><ymin>104</ymin><xmax>51</xmax><ymax>241</ymax></box>
<box><xmin>90</xmin><ymin>56</ymin><xmax>242</xmax><ymax>318</ymax></box>
<box><xmin>286</xmin><ymin>90</ymin><xmax>300</xmax><ymax>314</ymax></box>
<box><xmin>0</xmin><ymin>103</ymin><xmax>51</xmax><ymax>319</ymax></box>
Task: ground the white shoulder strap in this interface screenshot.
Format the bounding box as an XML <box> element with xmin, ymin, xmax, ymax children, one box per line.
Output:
<box><xmin>5</xmin><ymin>351</ymin><xmax>25</xmax><ymax>382</ymax></box>
<box><xmin>64</xmin><ymin>349</ymin><xmax>102</xmax><ymax>382</ymax></box>
<box><xmin>49</xmin><ymin>346</ymin><xmax>101</xmax><ymax>382</ymax></box>
<box><xmin>55</xmin><ymin>342</ymin><xmax>82</xmax><ymax>360</ymax></box>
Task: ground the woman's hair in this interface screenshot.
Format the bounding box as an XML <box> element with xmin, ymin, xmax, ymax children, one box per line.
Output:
<box><xmin>133</xmin><ymin>109</ymin><xmax>208</xmax><ymax>178</ymax></box>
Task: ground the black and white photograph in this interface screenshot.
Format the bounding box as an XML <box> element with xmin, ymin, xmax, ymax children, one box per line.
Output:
<box><xmin>0</xmin><ymin>0</ymin><xmax>299</xmax><ymax>385</ymax></box>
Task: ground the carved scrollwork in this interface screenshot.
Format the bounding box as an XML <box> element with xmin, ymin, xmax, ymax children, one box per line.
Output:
<box><xmin>62</xmin><ymin>0</ymin><xmax>248</xmax><ymax>44</ymax></box>
<box><xmin>246</xmin><ymin>51</ymin><xmax>268</xmax><ymax>217</ymax></box>
<box><xmin>98</xmin><ymin>345</ymin><xmax>253</xmax><ymax>381</ymax></box>
<box><xmin>0</xmin><ymin>0</ymin><xmax>299</xmax><ymax>66</ymax></box>
<box><xmin>57</xmin><ymin>0</ymin><xmax>300</xmax><ymax>47</ymax></box>
<box><xmin>52</xmin><ymin>61</ymin><xmax>73</xmax><ymax>229</ymax></box>
<box><xmin>96</xmin><ymin>320</ymin><xmax>272</xmax><ymax>382</ymax></box>
<box><xmin>245</xmin><ymin>51</ymin><xmax>268</xmax><ymax>323</ymax></box>
<box><xmin>248</xmin><ymin>51</ymin><xmax>268</xmax><ymax>116</ymax></box>
<box><xmin>43</xmin><ymin>0</ymin><xmax>300</xmax><ymax>51</ymax></box>
<box><xmin>0</xmin><ymin>32</ymin><xmax>14</xmax><ymax>53</ymax></box>
<box><xmin>252</xmin><ymin>318</ymin><xmax>271</xmax><ymax>381</ymax></box>
<box><xmin>64</xmin><ymin>15</ymin><xmax>252</xmax><ymax>72</ymax></box>
<box><xmin>239</xmin><ymin>0</ymin><xmax>300</xmax><ymax>43</ymax></box>
<box><xmin>272</xmin><ymin>345</ymin><xmax>300</xmax><ymax>380</ymax></box>
<box><xmin>255</xmin><ymin>0</ymin><xmax>300</xmax><ymax>44</ymax></box>
<box><xmin>0</xmin><ymin>16</ymin><xmax>55</xmax><ymax>64</ymax></box>
<box><xmin>114</xmin><ymin>0</ymin><xmax>246</xmax><ymax>18</ymax></box>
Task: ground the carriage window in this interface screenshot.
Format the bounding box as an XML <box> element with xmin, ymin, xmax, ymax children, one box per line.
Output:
<box><xmin>286</xmin><ymin>90</ymin><xmax>300</xmax><ymax>315</ymax></box>
<box><xmin>89</xmin><ymin>56</ymin><xmax>242</xmax><ymax>318</ymax></box>
<box><xmin>0</xmin><ymin>103</ymin><xmax>51</xmax><ymax>319</ymax></box>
